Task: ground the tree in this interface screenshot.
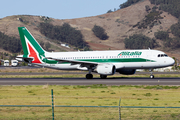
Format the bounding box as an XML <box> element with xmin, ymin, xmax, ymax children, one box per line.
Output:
<box><xmin>120</xmin><ymin>0</ymin><xmax>141</xmax><ymax>9</ymax></box>
<box><xmin>171</xmin><ymin>22</ymin><xmax>180</xmax><ymax>38</ymax></box>
<box><xmin>150</xmin><ymin>0</ymin><xmax>180</xmax><ymax>18</ymax></box>
<box><xmin>145</xmin><ymin>5</ymin><xmax>151</xmax><ymax>12</ymax></box>
<box><xmin>107</xmin><ymin>9</ymin><xmax>113</xmax><ymax>13</ymax></box>
<box><xmin>39</xmin><ymin>41</ymin><xmax>45</xmax><ymax>49</ymax></box>
<box><xmin>92</xmin><ymin>25</ymin><xmax>109</xmax><ymax>40</ymax></box>
<box><xmin>172</xmin><ymin>57</ymin><xmax>179</xmax><ymax>70</ymax></box>
<box><xmin>124</xmin><ymin>34</ymin><xmax>157</xmax><ymax>49</ymax></box>
<box><xmin>39</xmin><ymin>22</ymin><xmax>53</xmax><ymax>38</ymax></box>
<box><xmin>0</xmin><ymin>31</ymin><xmax>22</xmax><ymax>53</ymax></box>
<box><xmin>154</xmin><ymin>31</ymin><xmax>169</xmax><ymax>40</ymax></box>
<box><xmin>45</xmin><ymin>42</ymin><xmax>51</xmax><ymax>51</ymax></box>
<box><xmin>171</xmin><ymin>37</ymin><xmax>180</xmax><ymax>49</ymax></box>
<box><xmin>39</xmin><ymin>22</ymin><xmax>89</xmax><ymax>49</ymax></box>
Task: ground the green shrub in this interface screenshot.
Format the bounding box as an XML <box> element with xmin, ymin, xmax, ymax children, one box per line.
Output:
<box><xmin>39</xmin><ymin>22</ymin><xmax>88</xmax><ymax>49</ymax></box>
<box><xmin>92</xmin><ymin>25</ymin><xmax>109</xmax><ymax>40</ymax></box>
<box><xmin>144</xmin><ymin>93</ymin><xmax>152</xmax><ymax>96</ymax></box>
<box><xmin>150</xmin><ymin>0</ymin><xmax>180</xmax><ymax>18</ymax></box>
<box><xmin>154</xmin><ymin>31</ymin><xmax>169</xmax><ymax>40</ymax></box>
<box><xmin>136</xmin><ymin>10</ymin><xmax>163</xmax><ymax>29</ymax></box>
<box><xmin>120</xmin><ymin>0</ymin><xmax>141</xmax><ymax>9</ymax></box>
<box><xmin>124</xmin><ymin>34</ymin><xmax>157</xmax><ymax>49</ymax></box>
<box><xmin>107</xmin><ymin>9</ymin><xmax>113</xmax><ymax>13</ymax></box>
<box><xmin>0</xmin><ymin>32</ymin><xmax>22</xmax><ymax>53</ymax></box>
<box><xmin>171</xmin><ymin>22</ymin><xmax>180</xmax><ymax>38</ymax></box>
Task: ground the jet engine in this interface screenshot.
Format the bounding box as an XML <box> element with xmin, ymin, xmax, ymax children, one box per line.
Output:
<box><xmin>117</xmin><ymin>69</ymin><xmax>136</xmax><ymax>75</ymax></box>
<box><xmin>96</xmin><ymin>64</ymin><xmax>116</xmax><ymax>75</ymax></box>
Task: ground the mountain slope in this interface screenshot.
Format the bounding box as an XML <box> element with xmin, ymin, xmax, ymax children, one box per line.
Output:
<box><xmin>0</xmin><ymin>0</ymin><xmax>179</xmax><ymax>58</ymax></box>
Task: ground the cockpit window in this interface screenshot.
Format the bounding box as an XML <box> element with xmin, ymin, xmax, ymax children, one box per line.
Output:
<box><xmin>157</xmin><ymin>54</ymin><xmax>168</xmax><ymax>57</ymax></box>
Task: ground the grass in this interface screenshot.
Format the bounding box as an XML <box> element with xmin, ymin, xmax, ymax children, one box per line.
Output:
<box><xmin>1</xmin><ymin>67</ymin><xmax>180</xmax><ymax>78</ymax></box>
<box><xmin>1</xmin><ymin>72</ymin><xmax>180</xmax><ymax>78</ymax></box>
<box><xmin>4</xmin><ymin>74</ymin><xmax>180</xmax><ymax>78</ymax></box>
<box><xmin>0</xmin><ymin>85</ymin><xmax>180</xmax><ymax>119</ymax></box>
<box><xmin>0</xmin><ymin>68</ymin><xmax>180</xmax><ymax>119</ymax></box>
<box><xmin>0</xmin><ymin>68</ymin><xmax>81</xmax><ymax>73</ymax></box>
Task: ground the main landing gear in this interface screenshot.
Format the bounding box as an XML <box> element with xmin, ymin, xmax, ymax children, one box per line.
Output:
<box><xmin>100</xmin><ymin>75</ymin><xmax>107</xmax><ymax>79</ymax></box>
<box><xmin>86</xmin><ymin>74</ymin><xmax>108</xmax><ymax>79</ymax></box>
<box><xmin>149</xmin><ymin>69</ymin><xmax>154</xmax><ymax>79</ymax></box>
<box><xmin>86</xmin><ymin>74</ymin><xmax>93</xmax><ymax>79</ymax></box>
<box><xmin>85</xmin><ymin>69</ymin><xmax>108</xmax><ymax>79</ymax></box>
<box><xmin>86</xmin><ymin>69</ymin><xmax>93</xmax><ymax>79</ymax></box>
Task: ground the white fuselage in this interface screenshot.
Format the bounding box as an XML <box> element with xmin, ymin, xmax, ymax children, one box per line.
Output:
<box><xmin>34</xmin><ymin>49</ymin><xmax>174</xmax><ymax>71</ymax></box>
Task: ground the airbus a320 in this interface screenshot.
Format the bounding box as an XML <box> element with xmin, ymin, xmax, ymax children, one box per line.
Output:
<box><xmin>16</xmin><ymin>27</ymin><xmax>175</xmax><ymax>79</ymax></box>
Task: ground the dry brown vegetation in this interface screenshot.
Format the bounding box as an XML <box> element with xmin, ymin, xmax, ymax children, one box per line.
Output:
<box><xmin>0</xmin><ymin>0</ymin><xmax>180</xmax><ymax>59</ymax></box>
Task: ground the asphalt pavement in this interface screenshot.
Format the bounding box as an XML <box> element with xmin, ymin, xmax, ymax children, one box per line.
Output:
<box><xmin>0</xmin><ymin>77</ymin><xmax>180</xmax><ymax>86</ymax></box>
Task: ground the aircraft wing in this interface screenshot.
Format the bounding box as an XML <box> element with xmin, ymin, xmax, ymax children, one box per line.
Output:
<box><xmin>46</xmin><ymin>57</ymin><xmax>98</xmax><ymax>65</ymax></box>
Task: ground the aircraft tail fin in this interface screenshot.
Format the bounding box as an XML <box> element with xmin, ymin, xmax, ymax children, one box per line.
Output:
<box><xmin>18</xmin><ymin>27</ymin><xmax>46</xmax><ymax>63</ymax></box>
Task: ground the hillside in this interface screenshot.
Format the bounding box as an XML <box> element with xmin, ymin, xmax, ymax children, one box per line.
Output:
<box><xmin>0</xmin><ymin>0</ymin><xmax>179</xmax><ymax>59</ymax></box>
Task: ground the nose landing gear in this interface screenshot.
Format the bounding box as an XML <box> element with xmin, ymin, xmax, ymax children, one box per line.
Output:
<box><xmin>150</xmin><ymin>74</ymin><xmax>154</xmax><ymax>79</ymax></box>
<box><xmin>149</xmin><ymin>69</ymin><xmax>154</xmax><ymax>79</ymax></box>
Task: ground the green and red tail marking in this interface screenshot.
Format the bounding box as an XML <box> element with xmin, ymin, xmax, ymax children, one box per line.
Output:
<box><xmin>18</xmin><ymin>27</ymin><xmax>46</xmax><ymax>64</ymax></box>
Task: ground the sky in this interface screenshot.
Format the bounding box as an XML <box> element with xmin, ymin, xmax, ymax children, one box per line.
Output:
<box><xmin>0</xmin><ymin>0</ymin><xmax>127</xmax><ymax>19</ymax></box>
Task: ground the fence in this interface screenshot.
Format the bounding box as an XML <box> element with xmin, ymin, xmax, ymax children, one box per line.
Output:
<box><xmin>0</xmin><ymin>89</ymin><xmax>180</xmax><ymax>120</ymax></box>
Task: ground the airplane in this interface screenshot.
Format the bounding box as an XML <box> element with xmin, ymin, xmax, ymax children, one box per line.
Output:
<box><xmin>16</xmin><ymin>27</ymin><xmax>175</xmax><ymax>79</ymax></box>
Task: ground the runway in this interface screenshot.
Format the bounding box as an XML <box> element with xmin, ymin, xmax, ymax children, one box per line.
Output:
<box><xmin>0</xmin><ymin>77</ymin><xmax>180</xmax><ymax>85</ymax></box>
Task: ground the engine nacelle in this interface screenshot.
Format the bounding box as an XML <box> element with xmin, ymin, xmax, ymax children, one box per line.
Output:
<box><xmin>96</xmin><ymin>64</ymin><xmax>116</xmax><ymax>75</ymax></box>
<box><xmin>117</xmin><ymin>69</ymin><xmax>136</xmax><ymax>75</ymax></box>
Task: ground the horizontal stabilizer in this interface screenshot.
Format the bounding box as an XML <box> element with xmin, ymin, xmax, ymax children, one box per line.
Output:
<box><xmin>16</xmin><ymin>55</ymin><xmax>34</xmax><ymax>63</ymax></box>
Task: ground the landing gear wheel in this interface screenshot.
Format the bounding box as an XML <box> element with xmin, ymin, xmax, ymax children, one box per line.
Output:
<box><xmin>86</xmin><ymin>74</ymin><xmax>93</xmax><ymax>79</ymax></box>
<box><xmin>150</xmin><ymin>75</ymin><xmax>154</xmax><ymax>79</ymax></box>
<box><xmin>149</xmin><ymin>69</ymin><xmax>154</xmax><ymax>79</ymax></box>
<box><xmin>100</xmin><ymin>75</ymin><xmax>107</xmax><ymax>79</ymax></box>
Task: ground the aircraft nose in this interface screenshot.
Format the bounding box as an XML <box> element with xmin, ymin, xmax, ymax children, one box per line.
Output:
<box><xmin>169</xmin><ymin>57</ymin><xmax>175</xmax><ymax>66</ymax></box>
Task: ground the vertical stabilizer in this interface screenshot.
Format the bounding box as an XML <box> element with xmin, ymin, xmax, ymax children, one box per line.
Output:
<box><xmin>18</xmin><ymin>27</ymin><xmax>46</xmax><ymax>63</ymax></box>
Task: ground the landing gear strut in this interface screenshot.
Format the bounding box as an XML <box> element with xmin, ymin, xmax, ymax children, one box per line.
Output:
<box><xmin>149</xmin><ymin>69</ymin><xmax>154</xmax><ymax>79</ymax></box>
<box><xmin>86</xmin><ymin>69</ymin><xmax>93</xmax><ymax>79</ymax></box>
